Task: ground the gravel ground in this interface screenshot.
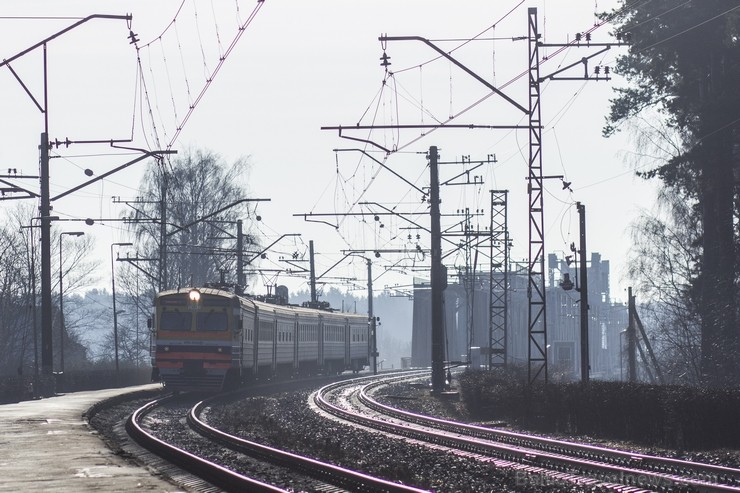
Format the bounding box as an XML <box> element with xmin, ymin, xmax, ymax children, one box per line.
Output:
<box><xmin>206</xmin><ymin>389</ymin><xmax>614</xmax><ymax>492</ymax></box>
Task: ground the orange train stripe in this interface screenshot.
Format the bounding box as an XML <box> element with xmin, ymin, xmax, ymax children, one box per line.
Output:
<box><xmin>203</xmin><ymin>363</ymin><xmax>231</xmax><ymax>369</ymax></box>
<box><xmin>156</xmin><ymin>361</ymin><xmax>183</xmax><ymax>368</ymax></box>
<box><xmin>156</xmin><ymin>331</ymin><xmax>231</xmax><ymax>341</ymax></box>
<box><xmin>156</xmin><ymin>352</ymin><xmax>231</xmax><ymax>360</ymax></box>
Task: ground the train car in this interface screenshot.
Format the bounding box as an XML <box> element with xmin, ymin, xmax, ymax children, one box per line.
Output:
<box><xmin>150</xmin><ymin>286</ymin><xmax>370</xmax><ymax>391</ymax></box>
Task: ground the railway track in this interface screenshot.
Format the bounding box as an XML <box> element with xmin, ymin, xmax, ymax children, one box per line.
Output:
<box><xmin>126</xmin><ymin>388</ymin><xmax>428</xmax><ymax>493</ymax></box>
<box><xmin>313</xmin><ymin>372</ymin><xmax>740</xmax><ymax>492</ymax></box>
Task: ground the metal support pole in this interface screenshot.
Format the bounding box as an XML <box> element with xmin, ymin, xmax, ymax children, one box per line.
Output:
<box><xmin>111</xmin><ymin>242</ymin><xmax>132</xmax><ymax>385</ymax></box>
<box><xmin>59</xmin><ymin>235</ymin><xmax>64</xmax><ymax>375</ymax></box>
<box><xmin>309</xmin><ymin>240</ymin><xmax>317</xmax><ymax>304</ymax></box>
<box><xmin>367</xmin><ymin>259</ymin><xmax>378</xmax><ymax>375</ymax></box>
<box><xmin>627</xmin><ymin>287</ymin><xmax>637</xmax><ymax>382</ymax></box>
<box><xmin>159</xmin><ymin>164</ymin><xmax>168</xmax><ymax>291</ymax></box>
<box><xmin>429</xmin><ymin>146</ymin><xmax>446</xmax><ymax>393</ymax></box>
<box><xmin>236</xmin><ymin>219</ymin><xmax>244</xmax><ymax>291</ymax></box>
<box><xmin>30</xmin><ymin>226</ymin><xmax>39</xmax><ymax>397</ymax></box>
<box><xmin>577</xmin><ymin>202</ymin><xmax>589</xmax><ymax>383</ymax></box>
<box><xmin>111</xmin><ymin>246</ymin><xmax>120</xmax><ymax>382</ymax></box>
<box><xmin>527</xmin><ymin>7</ymin><xmax>548</xmax><ymax>385</ymax></box>
<box><xmin>40</xmin><ymin>132</ymin><xmax>53</xmax><ymax>379</ymax></box>
<box><xmin>489</xmin><ymin>190</ymin><xmax>509</xmax><ymax>369</ymax></box>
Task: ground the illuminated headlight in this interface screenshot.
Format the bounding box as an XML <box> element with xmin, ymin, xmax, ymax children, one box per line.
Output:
<box><xmin>188</xmin><ymin>289</ymin><xmax>201</xmax><ymax>302</ymax></box>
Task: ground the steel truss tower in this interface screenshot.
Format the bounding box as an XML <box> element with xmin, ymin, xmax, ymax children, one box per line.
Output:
<box><xmin>527</xmin><ymin>7</ymin><xmax>548</xmax><ymax>384</ymax></box>
<box><xmin>489</xmin><ymin>190</ymin><xmax>509</xmax><ymax>369</ymax></box>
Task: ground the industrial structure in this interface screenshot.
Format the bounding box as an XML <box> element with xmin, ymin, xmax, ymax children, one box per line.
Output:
<box><xmin>411</xmin><ymin>252</ymin><xmax>629</xmax><ymax>381</ymax></box>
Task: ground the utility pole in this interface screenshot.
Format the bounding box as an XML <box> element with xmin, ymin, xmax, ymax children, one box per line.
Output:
<box><xmin>577</xmin><ymin>202</ymin><xmax>589</xmax><ymax>383</ymax></box>
<box><xmin>429</xmin><ymin>146</ymin><xmax>446</xmax><ymax>393</ymax></box>
<box><xmin>159</xmin><ymin>164</ymin><xmax>168</xmax><ymax>291</ymax></box>
<box><xmin>309</xmin><ymin>240</ymin><xmax>317</xmax><ymax>305</ymax></box>
<box><xmin>39</xmin><ymin>133</ymin><xmax>53</xmax><ymax>380</ymax></box>
<box><xmin>627</xmin><ymin>287</ymin><xmax>637</xmax><ymax>382</ymax></box>
<box><xmin>367</xmin><ymin>259</ymin><xmax>378</xmax><ymax>374</ymax></box>
<box><xmin>236</xmin><ymin>219</ymin><xmax>244</xmax><ymax>292</ymax></box>
<box><xmin>322</xmin><ymin>13</ymin><xmax>625</xmax><ymax>388</ymax></box>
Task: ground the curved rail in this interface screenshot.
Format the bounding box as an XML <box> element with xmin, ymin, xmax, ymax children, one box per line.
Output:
<box><xmin>189</xmin><ymin>393</ymin><xmax>429</xmax><ymax>493</ymax></box>
<box><xmin>359</xmin><ymin>378</ymin><xmax>740</xmax><ymax>487</ymax></box>
<box><xmin>314</xmin><ymin>374</ymin><xmax>740</xmax><ymax>493</ymax></box>
<box><xmin>126</xmin><ymin>395</ymin><xmax>286</xmax><ymax>493</ymax></box>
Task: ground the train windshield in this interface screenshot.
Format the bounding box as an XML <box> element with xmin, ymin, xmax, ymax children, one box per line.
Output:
<box><xmin>196</xmin><ymin>310</ymin><xmax>228</xmax><ymax>332</ymax></box>
<box><xmin>159</xmin><ymin>310</ymin><xmax>191</xmax><ymax>331</ymax></box>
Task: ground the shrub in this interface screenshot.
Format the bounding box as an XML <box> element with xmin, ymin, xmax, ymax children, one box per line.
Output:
<box><xmin>459</xmin><ymin>370</ymin><xmax>740</xmax><ymax>450</ymax></box>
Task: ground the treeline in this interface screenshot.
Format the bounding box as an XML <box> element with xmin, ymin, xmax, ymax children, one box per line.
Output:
<box><xmin>607</xmin><ymin>1</ymin><xmax>740</xmax><ymax>385</ymax></box>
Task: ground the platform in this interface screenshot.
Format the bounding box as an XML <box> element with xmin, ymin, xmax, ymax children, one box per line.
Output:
<box><xmin>0</xmin><ymin>384</ymin><xmax>183</xmax><ymax>492</ymax></box>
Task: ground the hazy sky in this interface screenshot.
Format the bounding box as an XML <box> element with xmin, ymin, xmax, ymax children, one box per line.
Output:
<box><xmin>0</xmin><ymin>1</ymin><xmax>659</xmax><ymax>302</ymax></box>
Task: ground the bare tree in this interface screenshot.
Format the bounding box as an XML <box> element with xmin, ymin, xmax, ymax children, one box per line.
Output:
<box><xmin>628</xmin><ymin>189</ymin><xmax>702</xmax><ymax>384</ymax></box>
<box><xmin>110</xmin><ymin>149</ymin><xmax>257</xmax><ymax>368</ymax></box>
<box><xmin>0</xmin><ymin>205</ymin><xmax>98</xmax><ymax>375</ymax></box>
<box><xmin>123</xmin><ymin>148</ymin><xmax>256</xmax><ymax>293</ymax></box>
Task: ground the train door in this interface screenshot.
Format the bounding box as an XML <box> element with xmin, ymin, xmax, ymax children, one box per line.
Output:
<box><xmin>232</xmin><ymin>303</ymin><xmax>243</xmax><ymax>377</ymax></box>
<box><xmin>344</xmin><ymin>317</ymin><xmax>350</xmax><ymax>370</ymax></box>
<box><xmin>293</xmin><ymin>314</ymin><xmax>299</xmax><ymax>371</ymax></box>
<box><xmin>272</xmin><ymin>309</ymin><xmax>277</xmax><ymax>373</ymax></box>
<box><xmin>318</xmin><ymin>314</ymin><xmax>324</xmax><ymax>371</ymax></box>
<box><xmin>252</xmin><ymin>306</ymin><xmax>260</xmax><ymax>377</ymax></box>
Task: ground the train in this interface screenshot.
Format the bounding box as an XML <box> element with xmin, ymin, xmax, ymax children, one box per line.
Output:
<box><xmin>149</xmin><ymin>286</ymin><xmax>371</xmax><ymax>391</ymax></box>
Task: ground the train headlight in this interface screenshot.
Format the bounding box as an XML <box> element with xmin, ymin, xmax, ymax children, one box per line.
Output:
<box><xmin>164</xmin><ymin>346</ymin><xmax>170</xmax><ymax>352</ymax></box>
<box><xmin>188</xmin><ymin>289</ymin><xmax>201</xmax><ymax>302</ymax></box>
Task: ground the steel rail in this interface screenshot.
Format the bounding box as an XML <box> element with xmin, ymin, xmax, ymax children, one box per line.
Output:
<box><xmin>189</xmin><ymin>393</ymin><xmax>429</xmax><ymax>493</ymax></box>
<box><xmin>359</xmin><ymin>379</ymin><xmax>740</xmax><ymax>487</ymax></box>
<box><xmin>126</xmin><ymin>395</ymin><xmax>287</xmax><ymax>493</ymax></box>
<box><xmin>314</xmin><ymin>374</ymin><xmax>740</xmax><ymax>493</ymax></box>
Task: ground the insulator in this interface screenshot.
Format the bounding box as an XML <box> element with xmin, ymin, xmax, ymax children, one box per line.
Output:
<box><xmin>379</xmin><ymin>52</ymin><xmax>391</xmax><ymax>67</ymax></box>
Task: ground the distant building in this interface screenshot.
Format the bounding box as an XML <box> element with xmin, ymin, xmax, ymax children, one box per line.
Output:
<box><xmin>411</xmin><ymin>252</ymin><xmax>628</xmax><ymax>381</ymax></box>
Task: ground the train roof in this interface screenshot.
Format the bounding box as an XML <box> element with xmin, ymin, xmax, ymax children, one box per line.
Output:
<box><xmin>155</xmin><ymin>287</ymin><xmax>366</xmax><ymax>320</ymax></box>
<box><xmin>156</xmin><ymin>286</ymin><xmax>240</xmax><ymax>302</ymax></box>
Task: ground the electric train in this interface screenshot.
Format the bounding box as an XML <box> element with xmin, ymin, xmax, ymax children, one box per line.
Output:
<box><xmin>150</xmin><ymin>286</ymin><xmax>370</xmax><ymax>391</ymax></box>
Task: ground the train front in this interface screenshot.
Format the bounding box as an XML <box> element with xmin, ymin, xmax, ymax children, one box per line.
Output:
<box><xmin>151</xmin><ymin>288</ymin><xmax>240</xmax><ymax>391</ymax></box>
